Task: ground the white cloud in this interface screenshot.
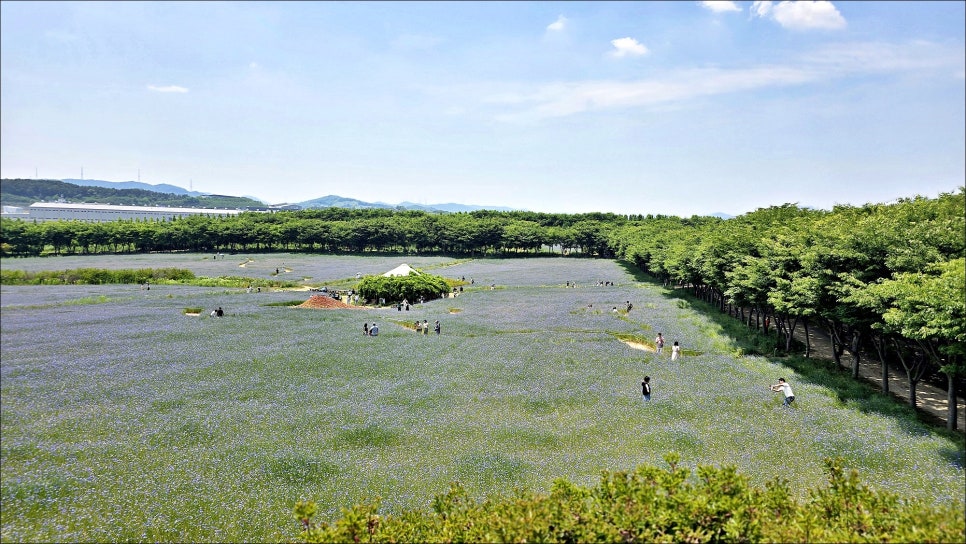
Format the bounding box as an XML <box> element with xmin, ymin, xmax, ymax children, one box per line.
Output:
<box><xmin>147</xmin><ymin>85</ymin><xmax>189</xmax><ymax>93</ymax></box>
<box><xmin>751</xmin><ymin>0</ymin><xmax>773</xmax><ymax>17</ymax></box>
<box><xmin>492</xmin><ymin>65</ymin><xmax>813</xmax><ymax>121</ymax></box>
<box><xmin>609</xmin><ymin>37</ymin><xmax>649</xmax><ymax>58</ymax></box>
<box><xmin>802</xmin><ymin>40</ymin><xmax>964</xmax><ymax>73</ymax></box>
<box><xmin>546</xmin><ymin>15</ymin><xmax>567</xmax><ymax>32</ymax></box>
<box><xmin>700</xmin><ymin>1</ymin><xmax>741</xmax><ymax>13</ymax></box>
<box><xmin>752</xmin><ymin>1</ymin><xmax>846</xmax><ymax>30</ymax></box>
<box><xmin>486</xmin><ymin>40</ymin><xmax>962</xmax><ymax>122</ymax></box>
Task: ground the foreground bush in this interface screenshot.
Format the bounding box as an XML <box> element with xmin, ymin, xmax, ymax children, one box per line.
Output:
<box><xmin>294</xmin><ymin>454</ymin><xmax>965</xmax><ymax>543</ymax></box>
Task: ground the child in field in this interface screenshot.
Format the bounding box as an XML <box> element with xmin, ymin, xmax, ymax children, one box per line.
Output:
<box><xmin>671</xmin><ymin>341</ymin><xmax>680</xmax><ymax>360</ymax></box>
<box><xmin>642</xmin><ymin>376</ymin><xmax>651</xmax><ymax>402</ymax></box>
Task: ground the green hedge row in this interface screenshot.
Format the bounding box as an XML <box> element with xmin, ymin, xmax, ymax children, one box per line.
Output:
<box><xmin>294</xmin><ymin>454</ymin><xmax>965</xmax><ymax>543</ymax></box>
<box><xmin>0</xmin><ymin>267</ymin><xmax>195</xmax><ymax>285</ymax></box>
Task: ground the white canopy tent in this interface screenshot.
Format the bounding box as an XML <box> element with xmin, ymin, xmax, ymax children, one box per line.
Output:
<box><xmin>382</xmin><ymin>264</ymin><xmax>420</xmax><ymax>277</ymax></box>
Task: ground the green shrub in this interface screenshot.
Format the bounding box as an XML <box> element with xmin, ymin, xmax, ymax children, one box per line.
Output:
<box><xmin>0</xmin><ymin>267</ymin><xmax>196</xmax><ymax>285</ymax></box>
<box><xmin>294</xmin><ymin>454</ymin><xmax>965</xmax><ymax>543</ymax></box>
<box><xmin>357</xmin><ymin>271</ymin><xmax>449</xmax><ymax>305</ymax></box>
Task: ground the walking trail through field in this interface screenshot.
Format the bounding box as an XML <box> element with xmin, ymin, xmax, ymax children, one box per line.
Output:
<box><xmin>793</xmin><ymin>325</ymin><xmax>964</xmax><ymax>432</ymax></box>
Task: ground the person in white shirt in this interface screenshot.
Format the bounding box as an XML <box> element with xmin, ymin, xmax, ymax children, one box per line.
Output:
<box><xmin>771</xmin><ymin>377</ymin><xmax>795</xmax><ymax>407</ymax></box>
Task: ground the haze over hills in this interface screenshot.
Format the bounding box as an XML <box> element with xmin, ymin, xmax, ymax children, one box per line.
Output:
<box><xmin>60</xmin><ymin>179</ymin><xmax>523</xmax><ymax>213</ymax></box>
<box><xmin>3</xmin><ymin>178</ymin><xmax>734</xmax><ymax>217</ymax></box>
<box><xmin>62</xmin><ymin>179</ymin><xmax>209</xmax><ymax>198</ymax></box>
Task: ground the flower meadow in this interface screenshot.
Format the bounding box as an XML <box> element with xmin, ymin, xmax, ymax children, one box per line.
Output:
<box><xmin>1</xmin><ymin>255</ymin><xmax>963</xmax><ymax>542</ymax></box>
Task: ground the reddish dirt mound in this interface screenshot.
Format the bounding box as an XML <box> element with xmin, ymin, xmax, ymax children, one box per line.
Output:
<box><xmin>298</xmin><ymin>295</ymin><xmax>363</xmax><ymax>310</ymax></box>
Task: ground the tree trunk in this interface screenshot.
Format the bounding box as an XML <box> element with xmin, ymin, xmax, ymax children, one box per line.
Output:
<box><xmin>803</xmin><ymin>318</ymin><xmax>811</xmax><ymax>359</ymax></box>
<box><xmin>908</xmin><ymin>376</ymin><xmax>918</xmax><ymax>408</ymax></box>
<box><xmin>946</xmin><ymin>371</ymin><xmax>958</xmax><ymax>432</ymax></box>
<box><xmin>827</xmin><ymin>322</ymin><xmax>846</xmax><ymax>370</ymax></box>
<box><xmin>871</xmin><ymin>333</ymin><xmax>890</xmax><ymax>395</ymax></box>
<box><xmin>849</xmin><ymin>330</ymin><xmax>862</xmax><ymax>379</ymax></box>
<box><xmin>893</xmin><ymin>340</ymin><xmax>928</xmax><ymax>409</ymax></box>
<box><xmin>783</xmin><ymin>315</ymin><xmax>799</xmax><ymax>353</ymax></box>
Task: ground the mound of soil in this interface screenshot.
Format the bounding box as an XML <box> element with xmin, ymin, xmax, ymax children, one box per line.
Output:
<box><xmin>298</xmin><ymin>295</ymin><xmax>363</xmax><ymax>310</ymax></box>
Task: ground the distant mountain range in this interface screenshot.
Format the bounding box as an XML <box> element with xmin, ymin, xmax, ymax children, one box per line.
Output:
<box><xmin>62</xmin><ymin>179</ymin><xmax>520</xmax><ymax>213</ymax></box>
<box><xmin>62</xmin><ymin>179</ymin><xmax>209</xmax><ymax>197</ymax></box>
<box><xmin>295</xmin><ymin>194</ymin><xmax>517</xmax><ymax>213</ymax></box>
<box><xmin>3</xmin><ymin>178</ymin><xmax>732</xmax><ymax>217</ymax></box>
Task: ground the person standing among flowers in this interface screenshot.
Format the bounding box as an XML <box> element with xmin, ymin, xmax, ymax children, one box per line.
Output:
<box><xmin>671</xmin><ymin>341</ymin><xmax>681</xmax><ymax>361</ymax></box>
<box><xmin>642</xmin><ymin>376</ymin><xmax>652</xmax><ymax>402</ymax></box>
<box><xmin>655</xmin><ymin>333</ymin><xmax>665</xmax><ymax>354</ymax></box>
<box><xmin>771</xmin><ymin>377</ymin><xmax>795</xmax><ymax>407</ymax></box>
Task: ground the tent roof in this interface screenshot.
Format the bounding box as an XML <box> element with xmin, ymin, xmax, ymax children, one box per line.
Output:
<box><xmin>382</xmin><ymin>263</ymin><xmax>419</xmax><ymax>277</ymax></box>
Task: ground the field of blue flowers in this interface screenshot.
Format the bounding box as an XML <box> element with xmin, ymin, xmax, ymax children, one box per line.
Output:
<box><xmin>1</xmin><ymin>254</ymin><xmax>963</xmax><ymax>542</ymax></box>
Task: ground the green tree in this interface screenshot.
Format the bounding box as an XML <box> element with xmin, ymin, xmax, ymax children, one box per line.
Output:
<box><xmin>864</xmin><ymin>258</ymin><xmax>965</xmax><ymax>430</ymax></box>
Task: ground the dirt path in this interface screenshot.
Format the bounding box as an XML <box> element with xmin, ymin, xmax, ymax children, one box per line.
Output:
<box><xmin>793</xmin><ymin>324</ymin><xmax>964</xmax><ymax>433</ymax></box>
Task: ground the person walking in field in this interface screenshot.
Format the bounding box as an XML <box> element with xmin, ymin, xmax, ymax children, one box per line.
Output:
<box><xmin>671</xmin><ymin>341</ymin><xmax>680</xmax><ymax>360</ymax></box>
<box><xmin>655</xmin><ymin>333</ymin><xmax>665</xmax><ymax>354</ymax></box>
<box><xmin>771</xmin><ymin>377</ymin><xmax>795</xmax><ymax>407</ymax></box>
<box><xmin>642</xmin><ymin>376</ymin><xmax>652</xmax><ymax>402</ymax></box>
<box><xmin>434</xmin><ymin>320</ymin><xmax>441</xmax><ymax>335</ymax></box>
<box><xmin>363</xmin><ymin>322</ymin><xmax>369</xmax><ymax>336</ymax></box>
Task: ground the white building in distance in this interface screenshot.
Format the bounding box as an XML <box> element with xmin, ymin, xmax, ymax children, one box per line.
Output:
<box><xmin>12</xmin><ymin>202</ymin><xmax>245</xmax><ymax>222</ymax></box>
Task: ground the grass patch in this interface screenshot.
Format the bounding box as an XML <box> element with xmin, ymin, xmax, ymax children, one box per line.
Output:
<box><xmin>264</xmin><ymin>454</ymin><xmax>340</xmax><ymax>485</ymax></box>
<box><xmin>456</xmin><ymin>452</ymin><xmax>529</xmax><ymax>487</ymax></box>
<box><xmin>333</xmin><ymin>425</ymin><xmax>402</xmax><ymax>449</ymax></box>
<box><xmin>262</xmin><ymin>300</ymin><xmax>305</xmax><ymax>307</ymax></box>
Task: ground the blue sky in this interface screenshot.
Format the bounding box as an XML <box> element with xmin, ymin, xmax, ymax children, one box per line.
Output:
<box><xmin>2</xmin><ymin>1</ymin><xmax>963</xmax><ymax>216</ymax></box>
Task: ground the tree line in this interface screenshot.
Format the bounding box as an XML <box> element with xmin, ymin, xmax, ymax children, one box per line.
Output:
<box><xmin>0</xmin><ymin>208</ymin><xmax>630</xmax><ymax>256</ymax></box>
<box><xmin>1</xmin><ymin>188</ymin><xmax>962</xmax><ymax>429</ymax></box>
